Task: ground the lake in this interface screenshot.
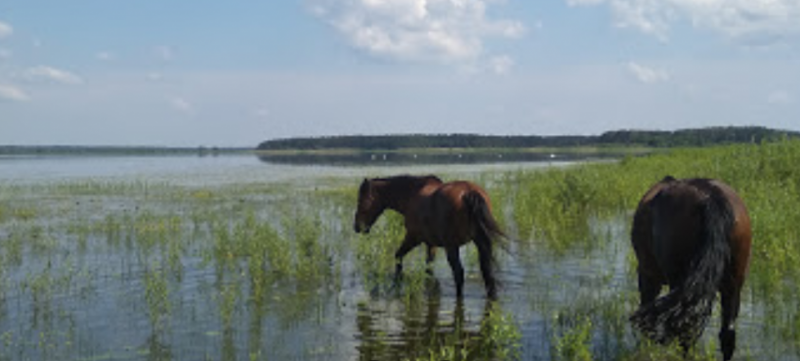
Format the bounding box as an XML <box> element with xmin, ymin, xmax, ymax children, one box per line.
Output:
<box><xmin>0</xmin><ymin>154</ymin><xmax>793</xmax><ymax>360</ymax></box>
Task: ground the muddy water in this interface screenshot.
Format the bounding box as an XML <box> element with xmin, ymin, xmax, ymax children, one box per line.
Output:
<box><xmin>0</xmin><ymin>155</ymin><xmax>795</xmax><ymax>360</ymax></box>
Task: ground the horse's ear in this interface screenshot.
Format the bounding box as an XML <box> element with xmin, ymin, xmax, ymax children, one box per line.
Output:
<box><xmin>662</xmin><ymin>175</ymin><xmax>677</xmax><ymax>183</ymax></box>
<box><xmin>359</xmin><ymin>178</ymin><xmax>371</xmax><ymax>194</ymax></box>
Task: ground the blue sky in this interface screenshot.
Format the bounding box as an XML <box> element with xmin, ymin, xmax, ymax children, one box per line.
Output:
<box><xmin>1</xmin><ymin>0</ymin><xmax>798</xmax><ymax>146</ymax></box>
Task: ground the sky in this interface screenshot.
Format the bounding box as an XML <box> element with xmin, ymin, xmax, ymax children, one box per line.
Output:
<box><xmin>0</xmin><ymin>0</ymin><xmax>798</xmax><ymax>147</ymax></box>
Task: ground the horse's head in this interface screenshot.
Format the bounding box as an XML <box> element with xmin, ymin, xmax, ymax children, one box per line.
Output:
<box><xmin>354</xmin><ymin>178</ymin><xmax>386</xmax><ymax>234</ymax></box>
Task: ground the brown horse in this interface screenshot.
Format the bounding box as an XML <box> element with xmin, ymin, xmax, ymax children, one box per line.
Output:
<box><xmin>630</xmin><ymin>176</ymin><xmax>752</xmax><ymax>361</ymax></box>
<box><xmin>353</xmin><ymin>175</ymin><xmax>505</xmax><ymax>299</ymax></box>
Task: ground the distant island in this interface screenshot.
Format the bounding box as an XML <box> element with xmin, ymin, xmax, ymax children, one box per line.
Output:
<box><xmin>257</xmin><ymin>126</ymin><xmax>798</xmax><ymax>152</ymax></box>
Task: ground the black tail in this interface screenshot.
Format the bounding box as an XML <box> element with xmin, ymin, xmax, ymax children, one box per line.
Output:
<box><xmin>464</xmin><ymin>190</ymin><xmax>506</xmax><ymax>298</ymax></box>
<box><xmin>631</xmin><ymin>180</ymin><xmax>733</xmax><ymax>346</ymax></box>
<box><xmin>464</xmin><ymin>191</ymin><xmax>506</xmax><ymax>261</ymax></box>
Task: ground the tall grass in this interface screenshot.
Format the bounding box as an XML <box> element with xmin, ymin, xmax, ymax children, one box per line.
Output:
<box><xmin>497</xmin><ymin>139</ymin><xmax>800</xmax><ymax>358</ymax></box>
<box><xmin>507</xmin><ymin>140</ymin><xmax>800</xmax><ymax>283</ymax></box>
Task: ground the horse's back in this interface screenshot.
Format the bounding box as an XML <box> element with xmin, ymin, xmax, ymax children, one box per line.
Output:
<box><xmin>434</xmin><ymin>181</ymin><xmax>490</xmax><ymax>206</ymax></box>
<box><xmin>420</xmin><ymin>181</ymin><xmax>492</xmax><ymax>246</ymax></box>
<box><xmin>632</xmin><ymin>177</ymin><xmax>751</xmax><ymax>286</ymax></box>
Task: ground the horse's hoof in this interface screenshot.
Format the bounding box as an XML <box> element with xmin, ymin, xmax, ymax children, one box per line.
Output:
<box><xmin>720</xmin><ymin>329</ymin><xmax>736</xmax><ymax>361</ymax></box>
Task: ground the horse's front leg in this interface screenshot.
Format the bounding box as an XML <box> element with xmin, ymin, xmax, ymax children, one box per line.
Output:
<box><xmin>394</xmin><ymin>236</ymin><xmax>420</xmax><ymax>282</ymax></box>
<box><xmin>445</xmin><ymin>247</ymin><xmax>464</xmax><ymax>298</ymax></box>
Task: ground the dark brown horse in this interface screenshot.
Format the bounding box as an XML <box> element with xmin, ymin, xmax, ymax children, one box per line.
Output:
<box><xmin>353</xmin><ymin>175</ymin><xmax>505</xmax><ymax>299</ymax></box>
<box><xmin>631</xmin><ymin>176</ymin><xmax>752</xmax><ymax>361</ymax></box>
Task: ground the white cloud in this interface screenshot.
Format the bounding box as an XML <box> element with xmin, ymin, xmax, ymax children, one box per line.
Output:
<box><xmin>0</xmin><ymin>21</ymin><xmax>12</xmax><ymax>39</ymax></box>
<box><xmin>489</xmin><ymin>55</ymin><xmax>514</xmax><ymax>74</ymax></box>
<box><xmin>566</xmin><ymin>0</ymin><xmax>605</xmax><ymax>5</ymax></box>
<box><xmin>627</xmin><ymin>62</ymin><xmax>669</xmax><ymax>83</ymax></box>
<box><xmin>24</xmin><ymin>66</ymin><xmax>84</xmax><ymax>84</ymax></box>
<box><xmin>0</xmin><ymin>84</ymin><xmax>29</xmax><ymax>102</ymax></box>
<box><xmin>170</xmin><ymin>97</ymin><xmax>193</xmax><ymax>114</ymax></box>
<box><xmin>567</xmin><ymin>0</ymin><xmax>800</xmax><ymax>44</ymax></box>
<box><xmin>768</xmin><ymin>90</ymin><xmax>793</xmax><ymax>105</ymax></box>
<box><xmin>309</xmin><ymin>0</ymin><xmax>524</xmax><ymax>65</ymax></box>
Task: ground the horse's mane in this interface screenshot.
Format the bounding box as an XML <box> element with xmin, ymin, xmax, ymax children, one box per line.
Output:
<box><xmin>373</xmin><ymin>174</ymin><xmax>443</xmax><ymax>189</ymax></box>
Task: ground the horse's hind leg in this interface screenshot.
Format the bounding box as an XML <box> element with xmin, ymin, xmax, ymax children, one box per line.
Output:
<box><xmin>637</xmin><ymin>270</ymin><xmax>662</xmax><ymax>306</ymax></box>
<box><xmin>425</xmin><ymin>245</ymin><xmax>437</xmax><ymax>275</ymax></box>
<box><xmin>475</xmin><ymin>240</ymin><xmax>497</xmax><ymax>299</ymax></box>
<box><xmin>445</xmin><ymin>247</ymin><xmax>465</xmax><ymax>298</ymax></box>
<box><xmin>720</xmin><ymin>279</ymin><xmax>743</xmax><ymax>361</ymax></box>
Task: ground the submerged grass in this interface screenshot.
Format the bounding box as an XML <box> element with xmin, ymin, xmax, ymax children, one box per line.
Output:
<box><xmin>1</xmin><ymin>140</ymin><xmax>799</xmax><ymax>360</ymax></box>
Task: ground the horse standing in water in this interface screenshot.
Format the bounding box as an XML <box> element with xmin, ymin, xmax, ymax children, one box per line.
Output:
<box><xmin>631</xmin><ymin>176</ymin><xmax>752</xmax><ymax>361</ymax></box>
<box><xmin>353</xmin><ymin>175</ymin><xmax>505</xmax><ymax>299</ymax></box>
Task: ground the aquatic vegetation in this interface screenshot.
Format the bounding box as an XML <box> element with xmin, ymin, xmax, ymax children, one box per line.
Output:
<box><xmin>552</xmin><ymin>315</ymin><xmax>593</xmax><ymax>361</ymax></box>
<box><xmin>1</xmin><ymin>141</ymin><xmax>799</xmax><ymax>360</ymax></box>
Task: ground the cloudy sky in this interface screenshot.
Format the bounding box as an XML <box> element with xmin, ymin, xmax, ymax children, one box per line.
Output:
<box><xmin>0</xmin><ymin>1</ymin><xmax>798</xmax><ymax>146</ymax></box>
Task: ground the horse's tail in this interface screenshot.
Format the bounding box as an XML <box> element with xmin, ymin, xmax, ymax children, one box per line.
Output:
<box><xmin>631</xmin><ymin>181</ymin><xmax>733</xmax><ymax>346</ymax></box>
<box><xmin>464</xmin><ymin>190</ymin><xmax>506</xmax><ymax>264</ymax></box>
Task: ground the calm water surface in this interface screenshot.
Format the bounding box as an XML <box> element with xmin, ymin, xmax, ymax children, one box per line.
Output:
<box><xmin>0</xmin><ymin>154</ymin><xmax>566</xmax><ymax>185</ymax></box>
<box><xmin>0</xmin><ymin>155</ymin><xmax>791</xmax><ymax>361</ymax></box>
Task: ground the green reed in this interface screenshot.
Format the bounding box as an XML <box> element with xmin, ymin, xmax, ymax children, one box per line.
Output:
<box><xmin>494</xmin><ymin>139</ymin><xmax>800</xmax><ymax>359</ymax></box>
<box><xmin>500</xmin><ymin>140</ymin><xmax>800</xmax><ymax>278</ymax></box>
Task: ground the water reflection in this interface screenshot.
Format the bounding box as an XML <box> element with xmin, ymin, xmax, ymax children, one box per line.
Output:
<box><xmin>356</xmin><ymin>278</ymin><xmax>518</xmax><ymax>361</ymax></box>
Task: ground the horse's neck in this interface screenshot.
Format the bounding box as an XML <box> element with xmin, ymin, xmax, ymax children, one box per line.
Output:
<box><xmin>379</xmin><ymin>183</ymin><xmax>427</xmax><ymax>214</ymax></box>
<box><xmin>381</xmin><ymin>190</ymin><xmax>412</xmax><ymax>214</ymax></box>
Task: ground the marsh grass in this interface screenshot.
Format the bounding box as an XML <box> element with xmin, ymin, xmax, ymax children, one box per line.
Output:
<box><xmin>491</xmin><ymin>139</ymin><xmax>800</xmax><ymax>359</ymax></box>
<box><xmin>1</xmin><ymin>141</ymin><xmax>799</xmax><ymax>360</ymax></box>
<box><xmin>0</xmin><ymin>177</ymin><xmax>347</xmax><ymax>360</ymax></box>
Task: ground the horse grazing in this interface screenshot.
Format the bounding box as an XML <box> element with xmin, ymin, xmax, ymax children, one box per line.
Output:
<box><xmin>630</xmin><ymin>176</ymin><xmax>752</xmax><ymax>361</ymax></box>
<box><xmin>353</xmin><ymin>175</ymin><xmax>505</xmax><ymax>299</ymax></box>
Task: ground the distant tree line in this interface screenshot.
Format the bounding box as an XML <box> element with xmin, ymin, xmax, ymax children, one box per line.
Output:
<box><xmin>257</xmin><ymin>126</ymin><xmax>798</xmax><ymax>151</ymax></box>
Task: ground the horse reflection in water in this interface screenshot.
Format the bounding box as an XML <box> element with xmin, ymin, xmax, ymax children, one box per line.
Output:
<box><xmin>631</xmin><ymin>176</ymin><xmax>752</xmax><ymax>361</ymax></box>
<box><xmin>353</xmin><ymin>175</ymin><xmax>505</xmax><ymax>299</ymax></box>
<box><xmin>355</xmin><ymin>278</ymin><xmax>510</xmax><ymax>361</ymax></box>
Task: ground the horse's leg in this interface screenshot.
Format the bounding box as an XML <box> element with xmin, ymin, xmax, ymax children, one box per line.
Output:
<box><xmin>394</xmin><ymin>236</ymin><xmax>420</xmax><ymax>282</ymax></box>
<box><xmin>719</xmin><ymin>278</ymin><xmax>742</xmax><ymax>361</ymax></box>
<box><xmin>425</xmin><ymin>245</ymin><xmax>437</xmax><ymax>275</ymax></box>
<box><xmin>637</xmin><ymin>270</ymin><xmax>661</xmax><ymax>306</ymax></box>
<box><xmin>445</xmin><ymin>247</ymin><xmax>464</xmax><ymax>298</ymax></box>
<box><xmin>475</xmin><ymin>240</ymin><xmax>497</xmax><ymax>300</ymax></box>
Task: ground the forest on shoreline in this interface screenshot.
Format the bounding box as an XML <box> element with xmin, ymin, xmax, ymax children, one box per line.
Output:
<box><xmin>257</xmin><ymin>126</ymin><xmax>798</xmax><ymax>152</ymax></box>
<box><xmin>2</xmin><ymin>126</ymin><xmax>796</xmax><ymax>156</ymax></box>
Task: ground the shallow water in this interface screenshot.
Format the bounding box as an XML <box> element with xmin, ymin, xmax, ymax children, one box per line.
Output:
<box><xmin>0</xmin><ymin>155</ymin><xmax>795</xmax><ymax>361</ymax></box>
